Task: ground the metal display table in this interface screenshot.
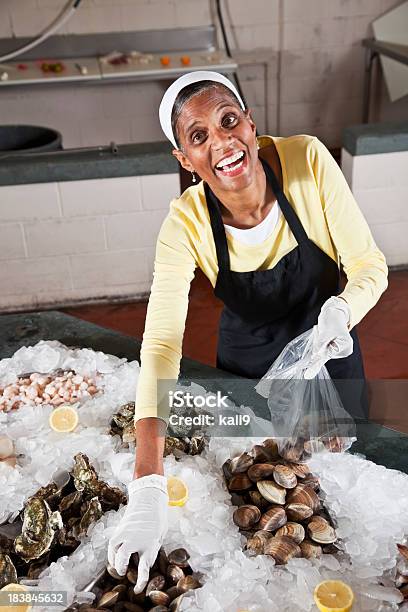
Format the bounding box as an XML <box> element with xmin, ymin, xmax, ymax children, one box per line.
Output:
<box><xmin>0</xmin><ymin>310</ymin><xmax>407</xmax><ymax>473</ymax></box>
<box><xmin>362</xmin><ymin>38</ymin><xmax>408</xmax><ymax>123</ymax></box>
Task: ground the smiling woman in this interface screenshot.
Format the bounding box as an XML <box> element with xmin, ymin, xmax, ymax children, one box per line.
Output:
<box><xmin>107</xmin><ymin>71</ymin><xmax>389</xmax><ymax>591</ymax></box>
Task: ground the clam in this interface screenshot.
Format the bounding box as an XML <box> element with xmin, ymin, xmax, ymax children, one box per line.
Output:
<box><xmin>264</xmin><ymin>535</ymin><xmax>301</xmax><ymax>565</ymax></box>
<box><xmin>250</xmin><ymin>444</ymin><xmax>275</xmax><ymax>463</ymax></box>
<box><xmin>396</xmin><ymin>574</ymin><xmax>408</xmax><ymax>588</ymax></box>
<box><xmin>168</xmin><ymin>548</ymin><xmax>190</xmax><ymax>568</ymax></box>
<box><xmin>273</xmin><ymin>465</ymin><xmax>297</xmax><ymax>489</ymax></box>
<box><xmin>262</xmin><ymin>439</ymin><xmax>279</xmax><ymax>459</ymax></box>
<box><xmin>247</xmin><ymin>490</ymin><xmax>271</xmax><ymax>510</ymax></box>
<box><xmin>126</xmin><ymin>567</ymin><xmax>138</xmax><ymax>584</ymax></box>
<box><xmin>300</xmin><ymin>539</ymin><xmax>322</xmax><ymax>559</ymax></box>
<box><xmin>166</xmin><ymin>585</ymin><xmax>182</xmax><ymax>601</ymax></box>
<box><xmin>279</xmin><ymin>443</ymin><xmax>305</xmax><ymax>463</ymax></box>
<box><xmin>228</xmin><ymin>474</ymin><xmax>252</xmax><ymax>491</ymax></box>
<box><xmin>285</xmin><ymin>503</ymin><xmax>313</xmax><ymax>522</ymax></box>
<box><xmin>107</xmin><ymin>563</ymin><xmax>123</xmax><ymax>579</ymax></box>
<box><xmin>169</xmin><ymin>594</ymin><xmax>185</xmax><ymax>612</ymax></box>
<box><xmin>302</xmin><ymin>475</ymin><xmax>320</xmax><ymax>491</ymax></box>
<box><xmin>257</xmin><ymin>480</ymin><xmax>286</xmax><ymax>505</ymax></box>
<box><xmin>230</xmin><ymin>452</ymin><xmax>254</xmax><ymax>474</ymax></box>
<box><xmin>247</xmin><ymin>463</ymin><xmax>275</xmax><ymax>483</ymax></box>
<box><xmin>286</xmin><ymin>485</ymin><xmax>320</xmax><ymax>513</ymax></box>
<box><xmin>289</xmin><ymin>463</ymin><xmax>310</xmax><ymax>479</ymax></box>
<box><xmin>167</xmin><ymin>564</ymin><xmax>185</xmax><ymax>584</ymax></box>
<box><xmin>149</xmin><ymin>591</ymin><xmax>170</xmax><ymax>607</ymax></box>
<box><xmin>158</xmin><ymin>548</ymin><xmax>169</xmax><ymax>575</ymax></box>
<box><xmin>150</xmin><ymin>607</ymin><xmax>169</xmax><ymax>612</ymax></box>
<box><xmin>307</xmin><ymin>516</ymin><xmax>337</xmax><ymax>544</ymax></box>
<box><xmin>233</xmin><ymin>504</ymin><xmax>261</xmax><ymax>529</ymax></box>
<box><xmin>177</xmin><ymin>575</ymin><xmax>201</xmax><ymax>592</ymax></box>
<box><xmin>230</xmin><ymin>493</ymin><xmax>247</xmax><ymax>507</ymax></box>
<box><xmin>256</xmin><ymin>506</ymin><xmax>287</xmax><ymax>532</ymax></box>
<box><xmin>245</xmin><ymin>530</ymin><xmax>272</xmax><ymax>555</ymax></box>
<box><xmin>222</xmin><ymin>459</ymin><xmax>232</xmax><ymax>481</ymax></box>
<box><xmin>276</xmin><ymin>522</ymin><xmax>305</xmax><ymax>544</ymax></box>
<box><xmin>97</xmin><ymin>590</ymin><xmax>120</xmax><ymax>608</ymax></box>
<box><xmin>146</xmin><ymin>574</ymin><xmax>166</xmax><ymax>595</ymax></box>
<box><xmin>398</xmin><ymin>544</ymin><xmax>408</xmax><ymax>561</ymax></box>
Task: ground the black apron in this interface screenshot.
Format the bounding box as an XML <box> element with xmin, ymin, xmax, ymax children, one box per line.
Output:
<box><xmin>204</xmin><ymin>157</ymin><xmax>368</xmax><ymax>421</ymax></box>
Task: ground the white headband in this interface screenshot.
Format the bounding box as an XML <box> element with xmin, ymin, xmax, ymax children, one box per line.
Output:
<box><xmin>159</xmin><ymin>70</ymin><xmax>246</xmax><ymax>149</ymax></box>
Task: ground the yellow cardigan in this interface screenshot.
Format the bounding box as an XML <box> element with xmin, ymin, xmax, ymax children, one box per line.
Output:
<box><xmin>135</xmin><ymin>134</ymin><xmax>388</xmax><ymax>422</ymax></box>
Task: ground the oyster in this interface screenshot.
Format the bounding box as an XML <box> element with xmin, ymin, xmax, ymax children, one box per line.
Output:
<box><xmin>285</xmin><ymin>503</ymin><xmax>313</xmax><ymax>522</ymax></box>
<box><xmin>256</xmin><ymin>506</ymin><xmax>287</xmax><ymax>531</ymax></box>
<box><xmin>286</xmin><ymin>485</ymin><xmax>320</xmax><ymax>513</ymax></box>
<box><xmin>77</xmin><ymin>497</ymin><xmax>103</xmax><ymax>537</ymax></box>
<box><xmin>273</xmin><ymin>465</ymin><xmax>297</xmax><ymax>489</ymax></box>
<box><xmin>14</xmin><ymin>498</ymin><xmax>62</xmax><ymax>562</ymax></box>
<box><xmin>264</xmin><ymin>535</ymin><xmax>301</xmax><ymax>565</ymax></box>
<box><xmin>257</xmin><ymin>480</ymin><xmax>286</xmax><ymax>505</ymax></box>
<box><xmin>232</xmin><ymin>504</ymin><xmax>261</xmax><ymax>529</ymax></box>
<box><xmin>164</xmin><ymin>437</ymin><xmax>188</xmax><ymax>458</ymax></box>
<box><xmin>276</xmin><ymin>522</ymin><xmax>305</xmax><ymax>544</ymax></box>
<box><xmin>0</xmin><ymin>553</ymin><xmax>17</xmax><ymax>589</ymax></box>
<box><xmin>247</xmin><ymin>463</ymin><xmax>275</xmax><ymax>483</ymax></box>
<box><xmin>72</xmin><ymin>453</ymin><xmax>99</xmax><ymax>493</ymax></box>
<box><xmin>307</xmin><ymin>516</ymin><xmax>337</xmax><ymax>544</ymax></box>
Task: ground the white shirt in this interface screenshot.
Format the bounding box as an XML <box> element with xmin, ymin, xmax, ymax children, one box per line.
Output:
<box><xmin>224</xmin><ymin>203</ymin><xmax>280</xmax><ymax>246</ymax></box>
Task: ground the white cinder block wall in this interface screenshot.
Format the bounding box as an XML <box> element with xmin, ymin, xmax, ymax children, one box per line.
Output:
<box><xmin>0</xmin><ymin>173</ymin><xmax>179</xmax><ymax>311</ymax></box>
<box><xmin>0</xmin><ymin>0</ymin><xmax>406</xmax><ymax>149</ymax></box>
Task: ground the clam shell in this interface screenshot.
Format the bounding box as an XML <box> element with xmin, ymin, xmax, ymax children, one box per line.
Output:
<box><xmin>288</xmin><ymin>463</ymin><xmax>310</xmax><ymax>479</ymax></box>
<box><xmin>245</xmin><ymin>530</ymin><xmax>272</xmax><ymax>555</ymax></box>
<box><xmin>168</xmin><ymin>547</ymin><xmax>190</xmax><ymax>568</ymax></box>
<box><xmin>264</xmin><ymin>535</ymin><xmax>301</xmax><ymax>565</ymax></box>
<box><xmin>233</xmin><ymin>504</ymin><xmax>261</xmax><ymax>529</ymax></box>
<box><xmin>107</xmin><ymin>563</ymin><xmax>123</xmax><ymax>580</ymax></box>
<box><xmin>169</xmin><ymin>594</ymin><xmax>185</xmax><ymax>612</ymax></box>
<box><xmin>250</xmin><ymin>444</ymin><xmax>275</xmax><ymax>463</ymax></box>
<box><xmin>166</xmin><ymin>585</ymin><xmax>182</xmax><ymax>601</ymax></box>
<box><xmin>256</xmin><ymin>506</ymin><xmax>287</xmax><ymax>532</ymax></box>
<box><xmin>167</xmin><ymin>564</ymin><xmax>185</xmax><ymax>584</ymax></box>
<box><xmin>177</xmin><ymin>575</ymin><xmax>201</xmax><ymax>592</ymax></box>
<box><xmin>247</xmin><ymin>490</ymin><xmax>271</xmax><ymax>510</ymax></box>
<box><xmin>398</xmin><ymin>544</ymin><xmax>408</xmax><ymax>561</ymax></box>
<box><xmin>228</xmin><ymin>474</ymin><xmax>252</xmax><ymax>491</ymax></box>
<box><xmin>262</xmin><ymin>439</ymin><xmax>279</xmax><ymax>459</ymax></box>
<box><xmin>222</xmin><ymin>459</ymin><xmax>232</xmax><ymax>481</ymax></box>
<box><xmin>273</xmin><ymin>465</ymin><xmax>297</xmax><ymax>489</ymax></box>
<box><xmin>126</xmin><ymin>567</ymin><xmax>138</xmax><ymax>584</ymax></box>
<box><xmin>97</xmin><ymin>591</ymin><xmax>120</xmax><ymax>608</ymax></box>
<box><xmin>307</xmin><ymin>516</ymin><xmax>337</xmax><ymax>544</ymax></box>
<box><xmin>149</xmin><ymin>590</ymin><xmax>170</xmax><ymax>607</ymax></box>
<box><xmin>302</xmin><ymin>475</ymin><xmax>320</xmax><ymax>491</ymax></box>
<box><xmin>257</xmin><ymin>480</ymin><xmax>286</xmax><ymax>505</ymax></box>
<box><xmin>276</xmin><ymin>522</ymin><xmax>305</xmax><ymax>544</ymax></box>
<box><xmin>286</xmin><ymin>485</ymin><xmax>320</xmax><ymax>513</ymax></box>
<box><xmin>279</xmin><ymin>443</ymin><xmax>305</xmax><ymax>463</ymax></box>
<box><xmin>247</xmin><ymin>463</ymin><xmax>275</xmax><ymax>483</ymax></box>
<box><xmin>300</xmin><ymin>538</ymin><xmax>322</xmax><ymax>559</ymax></box>
<box><xmin>230</xmin><ymin>452</ymin><xmax>254</xmax><ymax>474</ymax></box>
<box><xmin>146</xmin><ymin>575</ymin><xmax>166</xmax><ymax>595</ymax></box>
<box><xmin>285</xmin><ymin>503</ymin><xmax>313</xmax><ymax>522</ymax></box>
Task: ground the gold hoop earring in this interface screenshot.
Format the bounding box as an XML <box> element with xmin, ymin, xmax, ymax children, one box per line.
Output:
<box><xmin>191</xmin><ymin>171</ymin><xmax>197</xmax><ymax>183</ymax></box>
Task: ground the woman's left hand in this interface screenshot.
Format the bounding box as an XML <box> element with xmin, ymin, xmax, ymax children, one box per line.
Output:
<box><xmin>304</xmin><ymin>296</ymin><xmax>353</xmax><ymax>379</ymax></box>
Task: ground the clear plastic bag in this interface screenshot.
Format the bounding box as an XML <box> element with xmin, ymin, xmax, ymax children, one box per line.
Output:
<box><xmin>255</xmin><ymin>328</ymin><xmax>356</xmax><ymax>460</ymax></box>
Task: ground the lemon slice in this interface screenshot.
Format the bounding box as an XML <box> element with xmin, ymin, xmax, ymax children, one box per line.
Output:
<box><xmin>0</xmin><ymin>583</ymin><xmax>32</xmax><ymax>612</ymax></box>
<box><xmin>167</xmin><ymin>476</ymin><xmax>189</xmax><ymax>506</ymax></box>
<box><xmin>314</xmin><ymin>580</ymin><xmax>354</xmax><ymax>612</ymax></box>
<box><xmin>49</xmin><ymin>405</ymin><xmax>79</xmax><ymax>432</ymax></box>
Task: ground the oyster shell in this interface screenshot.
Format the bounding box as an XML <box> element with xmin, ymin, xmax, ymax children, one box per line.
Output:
<box><xmin>300</xmin><ymin>538</ymin><xmax>322</xmax><ymax>559</ymax></box>
<box><xmin>256</xmin><ymin>506</ymin><xmax>287</xmax><ymax>531</ymax></box>
<box><xmin>286</xmin><ymin>485</ymin><xmax>320</xmax><ymax>513</ymax></box>
<box><xmin>72</xmin><ymin>453</ymin><xmax>99</xmax><ymax>493</ymax></box>
<box><xmin>285</xmin><ymin>503</ymin><xmax>313</xmax><ymax>522</ymax></box>
<box><xmin>257</xmin><ymin>480</ymin><xmax>286</xmax><ymax>505</ymax></box>
<box><xmin>264</xmin><ymin>535</ymin><xmax>301</xmax><ymax>564</ymax></box>
<box><xmin>14</xmin><ymin>498</ymin><xmax>62</xmax><ymax>562</ymax></box>
<box><xmin>233</xmin><ymin>504</ymin><xmax>261</xmax><ymax>529</ymax></box>
<box><xmin>76</xmin><ymin>497</ymin><xmax>102</xmax><ymax>537</ymax></box>
<box><xmin>247</xmin><ymin>463</ymin><xmax>275</xmax><ymax>483</ymax></box>
<box><xmin>0</xmin><ymin>553</ymin><xmax>17</xmax><ymax>589</ymax></box>
<box><xmin>276</xmin><ymin>522</ymin><xmax>305</xmax><ymax>544</ymax></box>
<box><xmin>273</xmin><ymin>465</ymin><xmax>297</xmax><ymax>489</ymax></box>
<box><xmin>307</xmin><ymin>516</ymin><xmax>337</xmax><ymax>544</ymax></box>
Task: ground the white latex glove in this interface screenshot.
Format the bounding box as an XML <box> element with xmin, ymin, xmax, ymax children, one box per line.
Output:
<box><xmin>108</xmin><ymin>474</ymin><xmax>168</xmax><ymax>594</ymax></box>
<box><xmin>304</xmin><ymin>296</ymin><xmax>353</xmax><ymax>379</ymax></box>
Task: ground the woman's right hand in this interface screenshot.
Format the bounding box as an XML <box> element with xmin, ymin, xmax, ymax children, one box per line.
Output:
<box><xmin>108</xmin><ymin>474</ymin><xmax>169</xmax><ymax>594</ymax></box>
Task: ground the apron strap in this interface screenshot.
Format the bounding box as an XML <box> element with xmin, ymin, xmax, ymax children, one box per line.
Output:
<box><xmin>259</xmin><ymin>157</ymin><xmax>309</xmax><ymax>245</ymax></box>
<box><xmin>204</xmin><ymin>181</ymin><xmax>231</xmax><ymax>271</ymax></box>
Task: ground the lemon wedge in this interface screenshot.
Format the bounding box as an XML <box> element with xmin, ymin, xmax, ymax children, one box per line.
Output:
<box><xmin>167</xmin><ymin>476</ymin><xmax>189</xmax><ymax>506</ymax></box>
<box><xmin>0</xmin><ymin>583</ymin><xmax>32</xmax><ymax>612</ymax></box>
<box><xmin>49</xmin><ymin>405</ymin><xmax>79</xmax><ymax>433</ymax></box>
<box><xmin>314</xmin><ymin>580</ymin><xmax>354</xmax><ymax>612</ymax></box>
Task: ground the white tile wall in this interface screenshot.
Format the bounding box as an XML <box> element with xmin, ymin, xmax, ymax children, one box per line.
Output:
<box><xmin>0</xmin><ymin>173</ymin><xmax>179</xmax><ymax>311</ymax></box>
<box><xmin>341</xmin><ymin>148</ymin><xmax>408</xmax><ymax>266</ymax></box>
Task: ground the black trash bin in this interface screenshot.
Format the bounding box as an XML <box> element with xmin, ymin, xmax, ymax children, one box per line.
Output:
<box><xmin>0</xmin><ymin>125</ymin><xmax>62</xmax><ymax>154</ymax></box>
